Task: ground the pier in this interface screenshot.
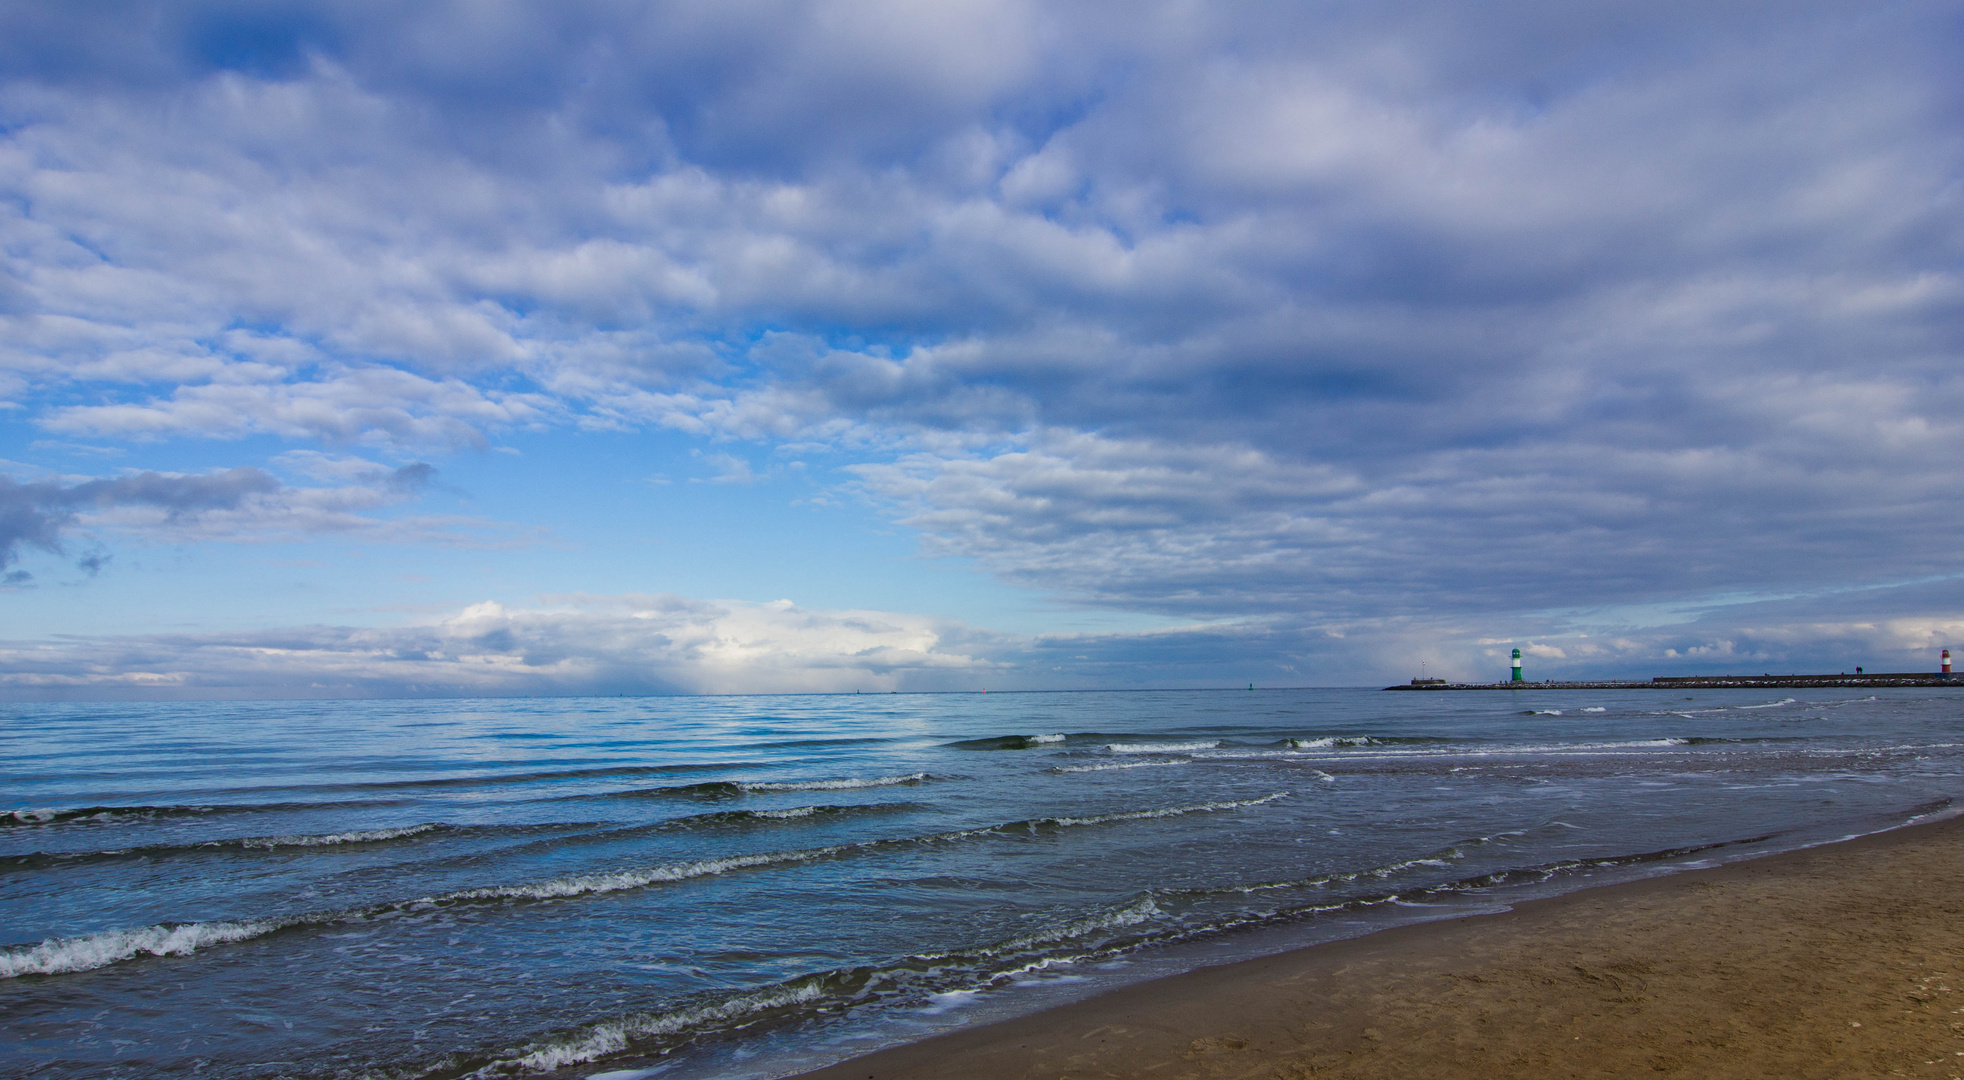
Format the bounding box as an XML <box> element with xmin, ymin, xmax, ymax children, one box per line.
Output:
<box><xmin>1385</xmin><ymin>673</ymin><xmax>1959</xmax><ymax>690</ymax></box>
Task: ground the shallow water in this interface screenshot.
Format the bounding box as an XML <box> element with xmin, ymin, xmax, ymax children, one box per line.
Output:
<box><xmin>3</xmin><ymin>687</ymin><xmax>1961</xmax><ymax>1078</ymax></box>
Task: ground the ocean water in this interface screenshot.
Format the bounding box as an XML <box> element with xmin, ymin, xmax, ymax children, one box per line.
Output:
<box><xmin>4</xmin><ymin>687</ymin><xmax>1962</xmax><ymax>1079</ymax></box>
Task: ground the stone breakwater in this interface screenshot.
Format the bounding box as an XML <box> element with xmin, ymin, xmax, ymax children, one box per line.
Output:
<box><xmin>1386</xmin><ymin>674</ymin><xmax>1960</xmax><ymax>690</ymax></box>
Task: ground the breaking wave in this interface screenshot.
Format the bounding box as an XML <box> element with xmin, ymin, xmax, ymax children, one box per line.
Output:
<box><xmin>461</xmin><ymin>980</ymin><xmax>832</xmax><ymax>1077</ymax></box>
<box><xmin>0</xmin><ymin>794</ymin><xmax>1287</xmax><ymax>980</ymax></box>
<box><xmin>0</xmin><ymin>919</ymin><xmax>293</xmax><ymax>978</ymax></box>
<box><xmin>1280</xmin><ymin>736</ymin><xmax>1446</xmax><ymax>749</ymax></box>
<box><xmin>737</xmin><ymin>773</ymin><xmax>933</xmax><ymax>793</ymax></box>
<box><xmin>1104</xmin><ymin>740</ymin><xmax>1220</xmax><ymax>754</ymax></box>
<box><xmin>239</xmin><ymin>823</ymin><xmax>444</xmax><ymax>849</ymax></box>
<box><xmin>1048</xmin><ymin>760</ymin><xmax>1190</xmax><ymax>774</ymax></box>
<box><xmin>435</xmin><ymin>894</ymin><xmax>1175</xmax><ymax>1079</ymax></box>
<box><xmin>403</xmin><ymin>830</ymin><xmax>1780</xmax><ymax>1079</ymax></box>
<box><xmin>991</xmin><ymin>793</ymin><xmax>1286</xmax><ymax>832</ymax></box>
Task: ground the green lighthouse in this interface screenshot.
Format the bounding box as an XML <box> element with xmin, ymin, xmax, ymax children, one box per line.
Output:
<box><xmin>1511</xmin><ymin>647</ymin><xmax>1523</xmax><ymax>682</ymax></box>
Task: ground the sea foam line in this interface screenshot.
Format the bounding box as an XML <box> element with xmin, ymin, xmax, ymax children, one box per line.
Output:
<box><xmin>1104</xmin><ymin>740</ymin><xmax>1220</xmax><ymax>754</ymax></box>
<box><xmin>457</xmin><ymin>894</ymin><xmax>1171</xmax><ymax>1077</ymax></box>
<box><xmin>0</xmin><ymin>795</ymin><xmax>1287</xmax><ymax>980</ymax></box>
<box><xmin>467</xmin><ymin>980</ymin><xmax>831</xmax><ymax>1078</ymax></box>
<box><xmin>237</xmin><ymin>823</ymin><xmax>444</xmax><ymax>849</ymax></box>
<box><xmin>1284</xmin><ymin>737</ymin><xmax>1698</xmax><ymax>760</ymax></box>
<box><xmin>1286</xmin><ymin>736</ymin><xmax>1383</xmax><ymax>749</ymax></box>
<box><xmin>1048</xmin><ymin>760</ymin><xmax>1190</xmax><ymax>774</ymax></box>
<box><xmin>1</xmin><ymin>823</ymin><xmax>457</xmax><ymax>874</ymax></box>
<box><xmin>435</xmin><ymin>829</ymin><xmax>1782</xmax><ymax>1079</ymax></box>
<box><xmin>0</xmin><ymin>917</ymin><xmax>299</xmax><ymax>978</ymax></box>
<box><xmin>737</xmin><ymin>772</ymin><xmax>931</xmax><ymax>793</ymax></box>
<box><xmin>1007</xmin><ymin>792</ymin><xmax>1286</xmax><ymax>830</ymax></box>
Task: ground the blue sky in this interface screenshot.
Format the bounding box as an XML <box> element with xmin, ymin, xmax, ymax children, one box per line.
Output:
<box><xmin>1</xmin><ymin>1</ymin><xmax>1960</xmax><ymax>697</ymax></box>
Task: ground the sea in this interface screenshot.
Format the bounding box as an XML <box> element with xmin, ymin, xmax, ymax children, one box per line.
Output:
<box><xmin>4</xmin><ymin>686</ymin><xmax>1962</xmax><ymax>1079</ymax></box>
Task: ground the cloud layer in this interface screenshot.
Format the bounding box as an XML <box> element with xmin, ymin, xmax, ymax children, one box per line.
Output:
<box><xmin>6</xmin><ymin>579</ymin><xmax>1960</xmax><ymax>700</ymax></box>
<box><xmin>0</xmin><ymin>456</ymin><xmax>499</xmax><ymax>586</ymax></box>
<box><xmin>1</xmin><ymin>2</ymin><xmax>1960</xmax><ymax>690</ymax></box>
<box><xmin>0</xmin><ymin>594</ymin><xmax>1005</xmax><ymax>698</ymax></box>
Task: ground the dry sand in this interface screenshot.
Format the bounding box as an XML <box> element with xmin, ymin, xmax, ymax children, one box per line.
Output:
<box><xmin>790</xmin><ymin>815</ymin><xmax>1964</xmax><ymax>1079</ymax></box>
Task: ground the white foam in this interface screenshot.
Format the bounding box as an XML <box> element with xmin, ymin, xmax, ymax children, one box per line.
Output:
<box><xmin>1</xmin><ymin>847</ymin><xmax>854</xmax><ymax>978</ymax></box>
<box><xmin>1581</xmin><ymin>707</ymin><xmax>1607</xmax><ymax>713</ymax></box>
<box><xmin>1026</xmin><ymin>734</ymin><xmax>1066</xmax><ymax>744</ymax></box>
<box><xmin>994</xmin><ymin>895</ymin><xmax>1161</xmax><ymax>953</ymax></box>
<box><xmin>439</xmin><ymin>847</ymin><xmax>847</xmax><ymax>903</ymax></box>
<box><xmin>1738</xmin><ymin>698</ymin><xmax>1799</xmax><ymax>709</ymax></box>
<box><xmin>1031</xmin><ymin>792</ymin><xmax>1286</xmax><ymax>829</ymax></box>
<box><xmin>4</xmin><ymin>794</ymin><xmax>1286</xmax><ymax>980</ymax></box>
<box><xmin>475</xmin><ymin>980</ymin><xmax>828</xmax><ymax>1077</ymax></box>
<box><xmin>739</xmin><ymin>773</ymin><xmax>929</xmax><ymax>792</ymax></box>
<box><xmin>446</xmin><ymin>796</ymin><xmax>1285</xmax><ymax>905</ymax></box>
<box><xmin>911</xmin><ymin>894</ymin><xmax>1165</xmax><ymax>966</ymax></box>
<box><xmin>1104</xmin><ymin>740</ymin><xmax>1219</xmax><ymax>754</ymax></box>
<box><xmin>1285</xmin><ymin>737</ymin><xmax>1380</xmax><ymax>748</ymax></box>
<box><xmin>238</xmin><ymin>824</ymin><xmax>441</xmax><ymax>849</ymax></box>
<box><xmin>1049</xmin><ymin>760</ymin><xmax>1189</xmax><ymax>774</ymax></box>
<box><xmin>0</xmin><ymin>918</ymin><xmax>288</xmax><ymax>978</ymax></box>
<box><xmin>751</xmin><ymin>806</ymin><xmax>823</xmax><ymax>819</ymax></box>
<box><xmin>1532</xmin><ymin>709</ymin><xmax>1563</xmax><ymax>715</ymax></box>
<box><xmin>920</xmin><ymin>988</ymin><xmax>984</xmax><ymax>1014</ymax></box>
<box><xmin>1482</xmin><ymin>737</ymin><xmax>1691</xmax><ymax>754</ymax></box>
<box><xmin>1221</xmin><ymin>847</ymin><xmax>1464</xmax><ymax>895</ymax></box>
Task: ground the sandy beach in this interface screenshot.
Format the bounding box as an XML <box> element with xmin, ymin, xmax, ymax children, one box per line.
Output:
<box><xmin>792</xmin><ymin>815</ymin><xmax>1964</xmax><ymax>1079</ymax></box>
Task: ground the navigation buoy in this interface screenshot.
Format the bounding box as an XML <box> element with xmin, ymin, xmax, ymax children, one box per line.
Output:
<box><xmin>1511</xmin><ymin>648</ymin><xmax>1524</xmax><ymax>683</ymax></box>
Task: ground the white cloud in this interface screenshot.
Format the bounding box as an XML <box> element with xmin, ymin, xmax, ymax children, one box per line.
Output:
<box><xmin>0</xmin><ymin>593</ymin><xmax>1009</xmax><ymax>698</ymax></box>
<box><xmin>41</xmin><ymin>367</ymin><xmax>557</xmax><ymax>447</ymax></box>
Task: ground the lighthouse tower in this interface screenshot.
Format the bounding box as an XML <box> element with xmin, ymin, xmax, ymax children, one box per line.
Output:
<box><xmin>1945</xmin><ymin>649</ymin><xmax>1953</xmax><ymax>677</ymax></box>
<box><xmin>1511</xmin><ymin>648</ymin><xmax>1524</xmax><ymax>683</ymax></box>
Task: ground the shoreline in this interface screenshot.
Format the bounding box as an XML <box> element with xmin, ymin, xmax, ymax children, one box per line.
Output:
<box><xmin>785</xmin><ymin>814</ymin><xmax>1964</xmax><ymax>1079</ymax></box>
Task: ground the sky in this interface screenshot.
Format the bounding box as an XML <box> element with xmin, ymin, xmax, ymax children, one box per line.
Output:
<box><xmin>0</xmin><ymin>0</ymin><xmax>1960</xmax><ymax>698</ymax></box>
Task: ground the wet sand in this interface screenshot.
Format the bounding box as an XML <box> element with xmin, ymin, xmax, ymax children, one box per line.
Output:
<box><xmin>791</xmin><ymin>815</ymin><xmax>1964</xmax><ymax>1079</ymax></box>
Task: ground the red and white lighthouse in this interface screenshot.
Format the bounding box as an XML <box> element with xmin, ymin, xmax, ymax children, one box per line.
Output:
<box><xmin>1945</xmin><ymin>649</ymin><xmax>1953</xmax><ymax>676</ymax></box>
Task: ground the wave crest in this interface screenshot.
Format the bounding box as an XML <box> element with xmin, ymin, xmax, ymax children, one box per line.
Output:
<box><xmin>1</xmin><ymin>793</ymin><xmax>1285</xmax><ymax>979</ymax></box>
<box><xmin>0</xmin><ymin>918</ymin><xmax>292</xmax><ymax>978</ymax></box>
<box><xmin>738</xmin><ymin>773</ymin><xmax>932</xmax><ymax>793</ymax></box>
<box><xmin>1104</xmin><ymin>740</ymin><xmax>1220</xmax><ymax>754</ymax></box>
